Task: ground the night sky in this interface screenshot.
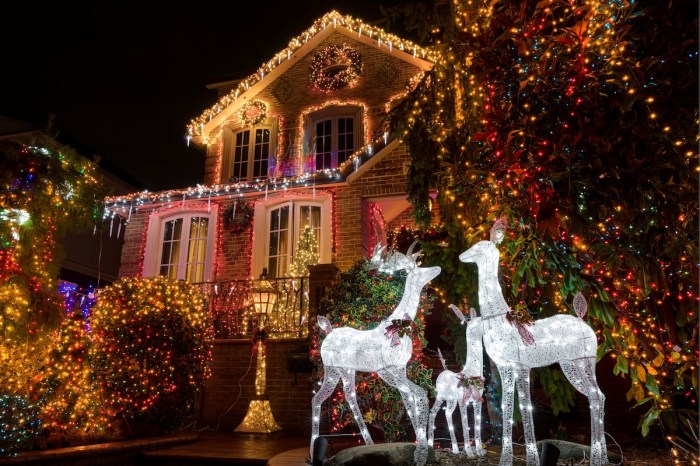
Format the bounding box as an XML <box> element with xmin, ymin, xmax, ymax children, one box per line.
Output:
<box><xmin>2</xmin><ymin>1</ymin><xmax>413</xmax><ymax>191</ymax></box>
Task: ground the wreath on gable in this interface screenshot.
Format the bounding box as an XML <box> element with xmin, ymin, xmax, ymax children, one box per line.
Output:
<box><xmin>223</xmin><ymin>201</ymin><xmax>254</xmax><ymax>234</ymax></box>
<box><xmin>239</xmin><ymin>100</ymin><xmax>267</xmax><ymax>127</ymax></box>
<box><xmin>310</xmin><ymin>44</ymin><xmax>362</xmax><ymax>92</ymax></box>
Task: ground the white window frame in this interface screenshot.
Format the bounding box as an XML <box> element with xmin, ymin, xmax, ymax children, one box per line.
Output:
<box><xmin>252</xmin><ymin>195</ymin><xmax>332</xmax><ymax>279</ymax></box>
<box><xmin>222</xmin><ymin>120</ymin><xmax>276</xmax><ymax>183</ymax></box>
<box><xmin>304</xmin><ymin>105</ymin><xmax>362</xmax><ymax>171</ymax></box>
<box><xmin>143</xmin><ymin>207</ymin><xmax>217</xmax><ymax>282</ymax></box>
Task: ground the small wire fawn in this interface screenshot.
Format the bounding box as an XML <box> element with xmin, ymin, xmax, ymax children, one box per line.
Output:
<box><xmin>428</xmin><ymin>306</ymin><xmax>486</xmax><ymax>457</ymax></box>
<box><xmin>310</xmin><ymin>242</ymin><xmax>440</xmax><ymax>466</ymax></box>
<box><xmin>458</xmin><ymin>219</ymin><xmax>608</xmax><ymax>466</ymax></box>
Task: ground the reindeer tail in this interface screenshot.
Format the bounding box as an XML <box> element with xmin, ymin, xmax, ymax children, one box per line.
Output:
<box><xmin>573</xmin><ymin>291</ymin><xmax>588</xmax><ymax>319</ymax></box>
<box><xmin>317</xmin><ymin>315</ymin><xmax>333</xmax><ymax>335</ymax></box>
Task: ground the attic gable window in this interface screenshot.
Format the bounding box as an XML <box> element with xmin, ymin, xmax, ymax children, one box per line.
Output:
<box><xmin>304</xmin><ymin>105</ymin><xmax>362</xmax><ymax>172</ymax></box>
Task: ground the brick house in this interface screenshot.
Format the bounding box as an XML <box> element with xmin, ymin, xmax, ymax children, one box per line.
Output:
<box><xmin>103</xmin><ymin>11</ymin><xmax>437</xmax><ymax>435</ymax></box>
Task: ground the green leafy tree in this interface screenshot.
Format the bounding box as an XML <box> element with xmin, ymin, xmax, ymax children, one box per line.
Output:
<box><xmin>388</xmin><ymin>0</ymin><xmax>698</xmax><ymax>448</ymax></box>
<box><xmin>0</xmin><ymin>133</ymin><xmax>105</xmax><ymax>343</ymax></box>
<box><xmin>311</xmin><ymin>259</ymin><xmax>435</xmax><ymax>441</ymax></box>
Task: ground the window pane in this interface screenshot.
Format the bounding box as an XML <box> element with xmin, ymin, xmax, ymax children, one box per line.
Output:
<box><xmin>253</xmin><ymin>128</ymin><xmax>270</xmax><ymax>178</ymax></box>
<box><xmin>299</xmin><ymin>205</ymin><xmax>322</xmax><ymax>256</ymax></box>
<box><xmin>159</xmin><ymin>218</ymin><xmax>182</xmax><ymax>278</ymax></box>
<box><xmin>337</xmin><ymin>117</ymin><xmax>354</xmax><ymax>166</ymax></box>
<box><xmin>185</xmin><ymin>217</ymin><xmax>208</xmax><ymax>282</ymax></box>
<box><xmin>233</xmin><ymin>130</ymin><xmax>250</xmax><ymax>180</ymax></box>
<box><xmin>268</xmin><ymin>205</ymin><xmax>290</xmax><ymax>278</ymax></box>
<box><xmin>315</xmin><ymin>120</ymin><xmax>333</xmax><ymax>170</ymax></box>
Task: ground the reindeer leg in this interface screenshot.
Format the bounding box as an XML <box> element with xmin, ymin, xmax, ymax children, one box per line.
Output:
<box><xmin>378</xmin><ymin>366</ymin><xmax>429</xmax><ymax>466</ymax></box>
<box><xmin>473</xmin><ymin>399</ymin><xmax>486</xmax><ymax>456</ymax></box>
<box><xmin>497</xmin><ymin>364</ymin><xmax>516</xmax><ymax>466</ymax></box>
<box><xmin>428</xmin><ymin>395</ymin><xmax>444</xmax><ymax>448</ymax></box>
<box><xmin>340</xmin><ymin>369</ymin><xmax>373</xmax><ymax>446</ymax></box>
<box><xmin>311</xmin><ymin>366</ymin><xmax>342</xmax><ymax>461</ymax></box>
<box><xmin>445</xmin><ymin>399</ymin><xmax>460</xmax><ymax>454</ymax></box>
<box><xmin>561</xmin><ymin>359</ymin><xmax>608</xmax><ymax>466</ymax></box>
<box><xmin>515</xmin><ymin>366</ymin><xmax>538</xmax><ymax>466</ymax></box>
<box><xmin>459</xmin><ymin>398</ymin><xmax>475</xmax><ymax>457</ymax></box>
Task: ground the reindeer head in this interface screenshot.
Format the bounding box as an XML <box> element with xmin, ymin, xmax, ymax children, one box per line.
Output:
<box><xmin>369</xmin><ymin>241</ymin><xmax>440</xmax><ymax>283</ymax></box>
<box><xmin>401</xmin><ymin>242</ymin><xmax>441</xmax><ymax>285</ymax></box>
<box><xmin>460</xmin><ymin>218</ymin><xmax>506</xmax><ymax>267</ymax></box>
<box><xmin>458</xmin><ymin>240</ymin><xmax>497</xmax><ymax>267</ymax></box>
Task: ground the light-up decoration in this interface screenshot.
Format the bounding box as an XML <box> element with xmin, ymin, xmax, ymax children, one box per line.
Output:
<box><xmin>310</xmin><ymin>43</ymin><xmax>362</xmax><ymax>92</ymax></box>
<box><xmin>310</xmin><ymin>243</ymin><xmax>440</xmax><ymax>466</ymax></box>
<box><xmin>239</xmin><ymin>100</ymin><xmax>268</xmax><ymax>127</ymax></box>
<box><xmin>89</xmin><ymin>276</ymin><xmax>213</xmax><ymax>431</ymax></box>
<box><xmin>458</xmin><ymin>220</ymin><xmax>608</xmax><ymax>466</ymax></box>
<box><xmin>234</xmin><ymin>270</ymin><xmax>282</xmax><ymax>435</ymax></box>
<box><xmin>186</xmin><ymin>10</ymin><xmax>434</xmax><ymax>140</ymax></box>
<box><xmin>102</xmin><ymin>127</ymin><xmax>390</xmax><ymax>220</ymax></box>
<box><xmin>428</xmin><ymin>306</ymin><xmax>486</xmax><ymax>457</ymax></box>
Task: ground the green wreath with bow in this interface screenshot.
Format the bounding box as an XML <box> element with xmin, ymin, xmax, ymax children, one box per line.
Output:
<box><xmin>222</xmin><ymin>201</ymin><xmax>254</xmax><ymax>233</ymax></box>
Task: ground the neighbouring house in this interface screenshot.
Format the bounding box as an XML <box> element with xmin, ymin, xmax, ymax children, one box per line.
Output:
<box><xmin>0</xmin><ymin>115</ymin><xmax>140</xmax><ymax>290</ymax></box>
<box><xmin>103</xmin><ymin>10</ymin><xmax>438</xmax><ymax>435</ymax></box>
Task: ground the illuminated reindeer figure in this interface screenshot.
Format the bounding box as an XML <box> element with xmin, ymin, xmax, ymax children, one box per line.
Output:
<box><xmin>428</xmin><ymin>306</ymin><xmax>486</xmax><ymax>457</ymax></box>
<box><xmin>458</xmin><ymin>219</ymin><xmax>608</xmax><ymax>466</ymax></box>
<box><xmin>310</xmin><ymin>243</ymin><xmax>440</xmax><ymax>466</ymax></box>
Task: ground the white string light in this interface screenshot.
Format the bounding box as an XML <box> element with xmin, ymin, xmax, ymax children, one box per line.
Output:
<box><xmin>458</xmin><ymin>220</ymin><xmax>608</xmax><ymax>466</ymax></box>
<box><xmin>428</xmin><ymin>306</ymin><xmax>486</xmax><ymax>457</ymax></box>
<box><xmin>310</xmin><ymin>243</ymin><xmax>439</xmax><ymax>466</ymax></box>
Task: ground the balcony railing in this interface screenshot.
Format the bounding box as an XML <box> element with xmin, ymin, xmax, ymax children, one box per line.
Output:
<box><xmin>195</xmin><ymin>276</ymin><xmax>309</xmax><ymax>340</ymax></box>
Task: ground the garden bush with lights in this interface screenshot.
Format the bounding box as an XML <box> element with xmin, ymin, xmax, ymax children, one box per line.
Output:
<box><xmin>310</xmin><ymin>259</ymin><xmax>435</xmax><ymax>441</ymax></box>
<box><xmin>88</xmin><ymin>276</ymin><xmax>213</xmax><ymax>434</ymax></box>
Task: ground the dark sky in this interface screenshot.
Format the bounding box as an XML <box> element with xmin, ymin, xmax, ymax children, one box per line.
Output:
<box><xmin>2</xmin><ymin>1</ymin><xmax>415</xmax><ymax>191</ymax></box>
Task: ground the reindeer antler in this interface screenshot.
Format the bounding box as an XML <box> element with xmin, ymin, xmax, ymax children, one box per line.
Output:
<box><xmin>365</xmin><ymin>241</ymin><xmax>387</xmax><ymax>271</ymax></box>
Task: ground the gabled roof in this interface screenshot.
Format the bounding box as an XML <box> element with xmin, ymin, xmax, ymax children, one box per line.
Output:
<box><xmin>186</xmin><ymin>10</ymin><xmax>434</xmax><ymax>143</ymax></box>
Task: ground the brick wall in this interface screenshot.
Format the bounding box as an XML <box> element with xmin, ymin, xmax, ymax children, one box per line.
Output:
<box><xmin>118</xmin><ymin>210</ymin><xmax>149</xmax><ymax>277</ymax></box>
<box><xmin>202</xmin><ymin>30</ymin><xmax>425</xmax><ymax>186</ymax></box>
<box><xmin>195</xmin><ymin>339</ymin><xmax>314</xmax><ymax>434</ymax></box>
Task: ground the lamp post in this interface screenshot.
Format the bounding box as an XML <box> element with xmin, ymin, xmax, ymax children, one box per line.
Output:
<box><xmin>234</xmin><ymin>269</ymin><xmax>282</xmax><ymax>436</ymax></box>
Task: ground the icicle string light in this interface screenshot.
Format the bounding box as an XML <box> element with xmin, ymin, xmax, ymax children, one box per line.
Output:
<box><xmin>186</xmin><ymin>11</ymin><xmax>435</xmax><ymax>139</ymax></box>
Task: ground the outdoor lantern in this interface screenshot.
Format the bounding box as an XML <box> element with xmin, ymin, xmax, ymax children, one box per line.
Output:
<box><xmin>234</xmin><ymin>268</ymin><xmax>282</xmax><ymax>436</ymax></box>
<box><xmin>251</xmin><ymin>268</ymin><xmax>278</xmax><ymax>325</ymax></box>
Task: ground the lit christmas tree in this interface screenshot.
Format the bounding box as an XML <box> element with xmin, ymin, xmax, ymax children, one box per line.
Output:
<box><xmin>287</xmin><ymin>225</ymin><xmax>320</xmax><ymax>277</ymax></box>
<box><xmin>388</xmin><ymin>0</ymin><xmax>698</xmax><ymax>453</ymax></box>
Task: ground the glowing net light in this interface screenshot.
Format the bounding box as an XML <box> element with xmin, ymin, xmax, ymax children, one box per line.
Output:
<box><xmin>428</xmin><ymin>306</ymin><xmax>487</xmax><ymax>457</ymax></box>
<box><xmin>458</xmin><ymin>219</ymin><xmax>608</xmax><ymax>466</ymax></box>
<box><xmin>310</xmin><ymin>243</ymin><xmax>440</xmax><ymax>466</ymax></box>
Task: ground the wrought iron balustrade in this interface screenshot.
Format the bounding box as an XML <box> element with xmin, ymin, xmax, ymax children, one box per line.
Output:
<box><xmin>195</xmin><ymin>276</ymin><xmax>309</xmax><ymax>340</ymax></box>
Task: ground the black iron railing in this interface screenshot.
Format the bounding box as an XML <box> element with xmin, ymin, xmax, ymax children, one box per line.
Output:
<box><xmin>196</xmin><ymin>276</ymin><xmax>309</xmax><ymax>340</ymax></box>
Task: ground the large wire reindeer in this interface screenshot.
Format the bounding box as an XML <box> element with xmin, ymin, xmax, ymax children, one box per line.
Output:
<box><xmin>310</xmin><ymin>243</ymin><xmax>440</xmax><ymax>466</ymax></box>
<box><xmin>458</xmin><ymin>219</ymin><xmax>608</xmax><ymax>466</ymax></box>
